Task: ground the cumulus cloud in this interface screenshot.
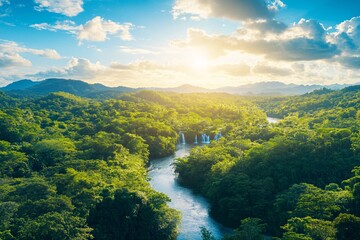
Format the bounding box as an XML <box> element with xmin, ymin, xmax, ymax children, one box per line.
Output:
<box><xmin>26</xmin><ymin>57</ymin><xmax>254</xmax><ymax>87</ymax></box>
<box><xmin>172</xmin><ymin>28</ymin><xmax>232</xmax><ymax>58</ymax></box>
<box><xmin>328</xmin><ymin>17</ymin><xmax>360</xmax><ymax>69</ymax></box>
<box><xmin>0</xmin><ymin>40</ymin><xmax>61</xmax><ymax>68</ymax></box>
<box><xmin>284</xmin><ymin>19</ymin><xmax>327</xmax><ymax>40</ymax></box>
<box><xmin>78</xmin><ymin>17</ymin><xmax>133</xmax><ymax>42</ymax></box>
<box><xmin>34</xmin><ymin>0</ymin><xmax>84</xmax><ymax>17</ymax></box>
<box><xmin>28</xmin><ymin>58</ymin><xmax>189</xmax><ymax>87</ymax></box>
<box><xmin>239</xmin><ymin>19</ymin><xmax>287</xmax><ymax>37</ymax></box>
<box><xmin>172</xmin><ymin>0</ymin><xmax>285</xmax><ymax>21</ymax></box>
<box><xmin>29</xmin><ymin>58</ymin><xmax>104</xmax><ymax>80</ymax></box>
<box><xmin>175</xmin><ymin>18</ymin><xmax>340</xmax><ymax>62</ymax></box>
<box><xmin>21</xmin><ymin>55</ymin><xmax>360</xmax><ymax>88</ymax></box>
<box><xmin>0</xmin><ymin>53</ymin><xmax>31</xmax><ymax>68</ymax></box>
<box><xmin>31</xmin><ymin>17</ymin><xmax>133</xmax><ymax>44</ymax></box>
<box><xmin>332</xmin><ymin>17</ymin><xmax>360</xmax><ymax>53</ymax></box>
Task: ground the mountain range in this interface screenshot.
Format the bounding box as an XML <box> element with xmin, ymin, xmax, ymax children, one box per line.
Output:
<box><xmin>1</xmin><ymin>78</ymin><xmax>357</xmax><ymax>98</ymax></box>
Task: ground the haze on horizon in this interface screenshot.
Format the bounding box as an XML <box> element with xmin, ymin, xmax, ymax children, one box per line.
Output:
<box><xmin>0</xmin><ymin>0</ymin><xmax>360</xmax><ymax>88</ymax></box>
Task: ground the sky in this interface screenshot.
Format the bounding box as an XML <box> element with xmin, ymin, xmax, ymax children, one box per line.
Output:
<box><xmin>0</xmin><ymin>0</ymin><xmax>360</xmax><ymax>88</ymax></box>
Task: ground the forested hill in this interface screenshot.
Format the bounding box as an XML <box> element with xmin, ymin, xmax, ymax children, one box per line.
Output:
<box><xmin>175</xmin><ymin>86</ymin><xmax>360</xmax><ymax>239</ymax></box>
<box><xmin>1</xmin><ymin>79</ymin><xmax>135</xmax><ymax>98</ymax></box>
<box><xmin>1</xmin><ymin>78</ymin><xmax>355</xmax><ymax>98</ymax></box>
<box><xmin>258</xmin><ymin>85</ymin><xmax>360</xmax><ymax>118</ymax></box>
<box><xmin>0</xmin><ymin>91</ymin><xmax>267</xmax><ymax>240</ymax></box>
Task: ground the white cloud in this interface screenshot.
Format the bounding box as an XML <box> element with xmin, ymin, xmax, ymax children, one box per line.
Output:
<box><xmin>31</xmin><ymin>17</ymin><xmax>134</xmax><ymax>44</ymax></box>
<box><xmin>268</xmin><ymin>0</ymin><xmax>286</xmax><ymax>11</ymax></box>
<box><xmin>18</xmin><ymin>55</ymin><xmax>360</xmax><ymax>88</ymax></box>
<box><xmin>28</xmin><ymin>58</ymin><xmax>183</xmax><ymax>87</ymax></box>
<box><xmin>175</xmin><ymin>21</ymin><xmax>340</xmax><ymax>62</ymax></box>
<box><xmin>239</xmin><ymin>19</ymin><xmax>287</xmax><ymax>38</ymax></box>
<box><xmin>0</xmin><ymin>53</ymin><xmax>31</xmax><ymax>68</ymax></box>
<box><xmin>27</xmin><ymin>58</ymin><xmax>253</xmax><ymax>87</ymax></box>
<box><xmin>34</xmin><ymin>0</ymin><xmax>84</xmax><ymax>17</ymax></box>
<box><xmin>29</xmin><ymin>58</ymin><xmax>104</xmax><ymax>79</ymax></box>
<box><xmin>333</xmin><ymin>16</ymin><xmax>360</xmax><ymax>53</ymax></box>
<box><xmin>284</xmin><ymin>19</ymin><xmax>327</xmax><ymax>40</ymax></box>
<box><xmin>0</xmin><ymin>40</ymin><xmax>61</xmax><ymax>68</ymax></box>
<box><xmin>30</xmin><ymin>20</ymin><xmax>79</xmax><ymax>33</ymax></box>
<box><xmin>328</xmin><ymin>16</ymin><xmax>360</xmax><ymax>69</ymax></box>
<box><xmin>24</xmin><ymin>48</ymin><xmax>61</xmax><ymax>59</ymax></box>
<box><xmin>78</xmin><ymin>17</ymin><xmax>133</xmax><ymax>43</ymax></box>
<box><xmin>119</xmin><ymin>46</ymin><xmax>156</xmax><ymax>55</ymax></box>
<box><xmin>172</xmin><ymin>0</ymin><xmax>285</xmax><ymax>21</ymax></box>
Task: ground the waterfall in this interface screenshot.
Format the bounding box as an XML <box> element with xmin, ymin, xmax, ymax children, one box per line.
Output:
<box><xmin>179</xmin><ymin>131</ymin><xmax>186</xmax><ymax>144</ymax></box>
<box><xmin>201</xmin><ymin>134</ymin><xmax>210</xmax><ymax>144</ymax></box>
<box><xmin>194</xmin><ymin>135</ymin><xmax>198</xmax><ymax>144</ymax></box>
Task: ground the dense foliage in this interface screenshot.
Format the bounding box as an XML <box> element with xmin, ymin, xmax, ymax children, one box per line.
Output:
<box><xmin>1</xmin><ymin>86</ymin><xmax>359</xmax><ymax>239</ymax></box>
<box><xmin>176</xmin><ymin>87</ymin><xmax>360</xmax><ymax>239</ymax></box>
<box><xmin>0</xmin><ymin>90</ymin><xmax>263</xmax><ymax>239</ymax></box>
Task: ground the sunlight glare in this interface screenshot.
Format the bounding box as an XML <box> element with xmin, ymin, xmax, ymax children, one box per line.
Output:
<box><xmin>188</xmin><ymin>51</ymin><xmax>210</xmax><ymax>72</ymax></box>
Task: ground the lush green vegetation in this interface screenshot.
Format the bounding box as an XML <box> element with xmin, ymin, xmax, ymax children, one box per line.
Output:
<box><xmin>1</xmin><ymin>86</ymin><xmax>359</xmax><ymax>239</ymax></box>
<box><xmin>175</xmin><ymin>86</ymin><xmax>360</xmax><ymax>239</ymax></box>
<box><xmin>0</xmin><ymin>90</ymin><xmax>264</xmax><ymax>239</ymax></box>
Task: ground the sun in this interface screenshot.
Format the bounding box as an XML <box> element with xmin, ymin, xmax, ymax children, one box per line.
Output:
<box><xmin>188</xmin><ymin>51</ymin><xmax>210</xmax><ymax>72</ymax></box>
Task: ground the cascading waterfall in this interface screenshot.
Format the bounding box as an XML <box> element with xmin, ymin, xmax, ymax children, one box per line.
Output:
<box><xmin>179</xmin><ymin>132</ymin><xmax>222</xmax><ymax>145</ymax></box>
<box><xmin>214</xmin><ymin>132</ymin><xmax>222</xmax><ymax>141</ymax></box>
<box><xmin>201</xmin><ymin>134</ymin><xmax>211</xmax><ymax>144</ymax></box>
<box><xmin>179</xmin><ymin>131</ymin><xmax>186</xmax><ymax>144</ymax></box>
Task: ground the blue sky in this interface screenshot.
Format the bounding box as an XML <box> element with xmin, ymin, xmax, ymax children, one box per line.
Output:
<box><xmin>0</xmin><ymin>0</ymin><xmax>360</xmax><ymax>88</ymax></box>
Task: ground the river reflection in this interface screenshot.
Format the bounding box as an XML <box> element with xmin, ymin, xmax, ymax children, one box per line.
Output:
<box><xmin>148</xmin><ymin>144</ymin><xmax>230</xmax><ymax>240</ymax></box>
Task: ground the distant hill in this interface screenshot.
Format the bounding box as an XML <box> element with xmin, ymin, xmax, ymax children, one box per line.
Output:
<box><xmin>150</xmin><ymin>84</ymin><xmax>210</xmax><ymax>93</ymax></box>
<box><xmin>217</xmin><ymin>81</ymin><xmax>351</xmax><ymax>95</ymax></box>
<box><xmin>1</xmin><ymin>79</ymin><xmax>356</xmax><ymax>98</ymax></box>
<box><xmin>2</xmin><ymin>79</ymin><xmax>40</xmax><ymax>91</ymax></box>
<box><xmin>152</xmin><ymin>81</ymin><xmax>353</xmax><ymax>95</ymax></box>
<box><xmin>1</xmin><ymin>79</ymin><xmax>136</xmax><ymax>98</ymax></box>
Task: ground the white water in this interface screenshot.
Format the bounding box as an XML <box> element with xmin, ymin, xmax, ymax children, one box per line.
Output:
<box><xmin>148</xmin><ymin>144</ymin><xmax>230</xmax><ymax>240</ymax></box>
<box><xmin>267</xmin><ymin>117</ymin><xmax>281</xmax><ymax>123</ymax></box>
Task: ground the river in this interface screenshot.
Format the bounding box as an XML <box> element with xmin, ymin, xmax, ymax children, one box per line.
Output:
<box><xmin>148</xmin><ymin>144</ymin><xmax>230</xmax><ymax>240</ymax></box>
<box><xmin>148</xmin><ymin>117</ymin><xmax>279</xmax><ymax>239</ymax></box>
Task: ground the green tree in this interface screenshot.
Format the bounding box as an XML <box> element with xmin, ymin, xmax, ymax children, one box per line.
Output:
<box><xmin>233</xmin><ymin>218</ymin><xmax>266</xmax><ymax>240</ymax></box>
<box><xmin>17</xmin><ymin>212</ymin><xmax>92</xmax><ymax>240</ymax></box>
<box><xmin>333</xmin><ymin>213</ymin><xmax>360</xmax><ymax>240</ymax></box>
<box><xmin>200</xmin><ymin>227</ymin><xmax>216</xmax><ymax>240</ymax></box>
<box><xmin>88</xmin><ymin>189</ymin><xmax>180</xmax><ymax>240</ymax></box>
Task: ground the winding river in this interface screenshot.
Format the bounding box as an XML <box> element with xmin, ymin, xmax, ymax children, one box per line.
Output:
<box><xmin>148</xmin><ymin>117</ymin><xmax>280</xmax><ymax>239</ymax></box>
<box><xmin>148</xmin><ymin>144</ymin><xmax>230</xmax><ymax>240</ymax></box>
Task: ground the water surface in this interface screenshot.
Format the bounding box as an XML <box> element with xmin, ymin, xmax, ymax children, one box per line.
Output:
<box><xmin>148</xmin><ymin>144</ymin><xmax>230</xmax><ymax>240</ymax></box>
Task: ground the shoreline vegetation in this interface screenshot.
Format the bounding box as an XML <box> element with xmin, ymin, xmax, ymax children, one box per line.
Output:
<box><xmin>0</xmin><ymin>86</ymin><xmax>359</xmax><ymax>239</ymax></box>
